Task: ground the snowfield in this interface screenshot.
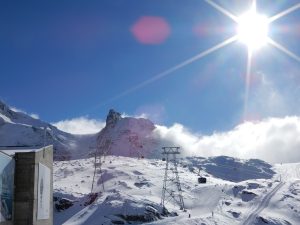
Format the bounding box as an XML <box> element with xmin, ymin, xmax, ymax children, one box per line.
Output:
<box><xmin>54</xmin><ymin>156</ymin><xmax>300</xmax><ymax>225</ymax></box>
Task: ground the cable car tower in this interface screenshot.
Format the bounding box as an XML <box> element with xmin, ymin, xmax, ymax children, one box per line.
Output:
<box><xmin>161</xmin><ymin>147</ymin><xmax>185</xmax><ymax>211</ymax></box>
<box><xmin>91</xmin><ymin>137</ymin><xmax>111</xmax><ymax>194</ymax></box>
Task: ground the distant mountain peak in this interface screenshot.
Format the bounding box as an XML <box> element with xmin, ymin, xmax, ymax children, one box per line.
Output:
<box><xmin>106</xmin><ymin>109</ymin><xmax>122</xmax><ymax>126</ymax></box>
<box><xmin>96</xmin><ymin>109</ymin><xmax>158</xmax><ymax>158</ymax></box>
<box><xmin>0</xmin><ymin>100</ymin><xmax>9</xmax><ymax>114</ymax></box>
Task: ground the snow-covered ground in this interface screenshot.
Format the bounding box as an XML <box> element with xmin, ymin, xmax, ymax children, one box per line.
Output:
<box><xmin>54</xmin><ymin>156</ymin><xmax>300</xmax><ymax>225</ymax></box>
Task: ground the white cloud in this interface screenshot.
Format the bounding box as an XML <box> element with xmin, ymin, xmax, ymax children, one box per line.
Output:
<box><xmin>10</xmin><ymin>106</ymin><xmax>40</xmax><ymax>119</ymax></box>
<box><xmin>30</xmin><ymin>113</ymin><xmax>39</xmax><ymax>119</ymax></box>
<box><xmin>10</xmin><ymin>106</ymin><xmax>27</xmax><ymax>114</ymax></box>
<box><xmin>52</xmin><ymin>117</ymin><xmax>105</xmax><ymax>135</ymax></box>
<box><xmin>153</xmin><ymin>117</ymin><xmax>300</xmax><ymax>163</ymax></box>
<box><xmin>134</xmin><ymin>104</ymin><xmax>166</xmax><ymax>124</ymax></box>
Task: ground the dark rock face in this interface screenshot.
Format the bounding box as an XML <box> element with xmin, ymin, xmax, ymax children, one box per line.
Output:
<box><xmin>84</xmin><ymin>193</ymin><xmax>99</xmax><ymax>206</ymax></box>
<box><xmin>116</xmin><ymin>205</ymin><xmax>173</xmax><ymax>224</ymax></box>
<box><xmin>232</xmin><ymin>185</ymin><xmax>246</xmax><ymax>197</ymax></box>
<box><xmin>224</xmin><ymin>201</ymin><xmax>231</xmax><ymax>206</ymax></box>
<box><xmin>54</xmin><ymin>197</ymin><xmax>74</xmax><ymax>212</ymax></box>
<box><xmin>0</xmin><ymin>101</ymin><xmax>13</xmax><ymax>118</ymax></box>
<box><xmin>106</xmin><ymin>109</ymin><xmax>122</xmax><ymax>127</ymax></box>
<box><xmin>0</xmin><ymin>116</ymin><xmax>4</xmax><ymax>126</ymax></box>
<box><xmin>241</xmin><ymin>190</ymin><xmax>257</xmax><ymax>202</ymax></box>
<box><xmin>97</xmin><ymin>109</ymin><xmax>157</xmax><ymax>158</ymax></box>
<box><xmin>0</xmin><ymin>101</ymin><xmax>7</xmax><ymax>112</ymax></box>
<box><xmin>247</xmin><ymin>182</ymin><xmax>261</xmax><ymax>189</ymax></box>
<box><xmin>227</xmin><ymin>210</ymin><xmax>241</xmax><ymax>218</ymax></box>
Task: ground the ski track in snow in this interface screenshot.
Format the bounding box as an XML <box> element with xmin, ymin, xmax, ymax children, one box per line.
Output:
<box><xmin>241</xmin><ymin>181</ymin><xmax>285</xmax><ymax>225</ymax></box>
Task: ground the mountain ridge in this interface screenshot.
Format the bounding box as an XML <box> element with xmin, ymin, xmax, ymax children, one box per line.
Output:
<box><xmin>0</xmin><ymin>101</ymin><xmax>159</xmax><ymax>160</ymax></box>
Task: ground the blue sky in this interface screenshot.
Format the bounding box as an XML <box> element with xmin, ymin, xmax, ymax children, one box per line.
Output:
<box><xmin>1</xmin><ymin>0</ymin><xmax>300</xmax><ymax>134</ymax></box>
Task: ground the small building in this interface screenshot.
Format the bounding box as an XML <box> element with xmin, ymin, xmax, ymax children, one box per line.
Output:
<box><xmin>0</xmin><ymin>146</ymin><xmax>53</xmax><ymax>225</ymax></box>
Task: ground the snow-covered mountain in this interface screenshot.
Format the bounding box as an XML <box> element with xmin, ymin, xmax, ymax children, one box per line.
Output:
<box><xmin>0</xmin><ymin>100</ymin><xmax>95</xmax><ymax>160</ymax></box>
<box><xmin>0</xmin><ymin>101</ymin><xmax>159</xmax><ymax>160</ymax></box>
<box><xmin>96</xmin><ymin>109</ymin><xmax>158</xmax><ymax>158</ymax></box>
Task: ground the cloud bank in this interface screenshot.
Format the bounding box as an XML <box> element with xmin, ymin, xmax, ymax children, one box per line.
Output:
<box><xmin>52</xmin><ymin>117</ymin><xmax>105</xmax><ymax>135</ymax></box>
<box><xmin>50</xmin><ymin>112</ymin><xmax>300</xmax><ymax>163</ymax></box>
<box><xmin>154</xmin><ymin>116</ymin><xmax>300</xmax><ymax>163</ymax></box>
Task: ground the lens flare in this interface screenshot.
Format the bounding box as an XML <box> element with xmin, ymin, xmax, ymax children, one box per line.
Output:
<box><xmin>89</xmin><ymin>0</ymin><xmax>300</xmax><ymax>116</ymax></box>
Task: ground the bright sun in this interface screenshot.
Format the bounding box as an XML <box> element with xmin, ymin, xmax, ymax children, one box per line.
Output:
<box><xmin>237</xmin><ymin>7</ymin><xmax>269</xmax><ymax>51</ymax></box>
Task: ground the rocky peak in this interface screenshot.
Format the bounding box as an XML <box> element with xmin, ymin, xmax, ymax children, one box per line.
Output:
<box><xmin>0</xmin><ymin>100</ymin><xmax>8</xmax><ymax>112</ymax></box>
<box><xmin>0</xmin><ymin>100</ymin><xmax>10</xmax><ymax>116</ymax></box>
<box><xmin>106</xmin><ymin>109</ymin><xmax>122</xmax><ymax>126</ymax></box>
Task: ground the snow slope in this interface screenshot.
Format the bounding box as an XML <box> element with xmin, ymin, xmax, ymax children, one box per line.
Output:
<box><xmin>0</xmin><ymin>101</ymin><xmax>96</xmax><ymax>160</ymax></box>
<box><xmin>53</xmin><ymin>156</ymin><xmax>300</xmax><ymax>225</ymax></box>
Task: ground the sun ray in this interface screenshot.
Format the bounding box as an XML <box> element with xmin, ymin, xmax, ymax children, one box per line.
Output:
<box><xmin>97</xmin><ymin>36</ymin><xmax>238</xmax><ymax>106</ymax></box>
<box><xmin>87</xmin><ymin>1</ymin><xmax>300</xmax><ymax>115</ymax></box>
<box><xmin>204</xmin><ymin>0</ymin><xmax>238</xmax><ymax>22</ymax></box>
<box><xmin>243</xmin><ymin>49</ymin><xmax>253</xmax><ymax>121</ymax></box>
<box><xmin>268</xmin><ymin>38</ymin><xmax>300</xmax><ymax>63</ymax></box>
<box><xmin>268</xmin><ymin>3</ymin><xmax>300</xmax><ymax>23</ymax></box>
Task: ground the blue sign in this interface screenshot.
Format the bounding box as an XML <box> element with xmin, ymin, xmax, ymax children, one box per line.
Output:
<box><xmin>0</xmin><ymin>152</ymin><xmax>14</xmax><ymax>222</ymax></box>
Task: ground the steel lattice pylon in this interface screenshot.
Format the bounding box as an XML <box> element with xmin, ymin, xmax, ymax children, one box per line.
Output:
<box><xmin>91</xmin><ymin>137</ymin><xmax>111</xmax><ymax>194</ymax></box>
<box><xmin>161</xmin><ymin>147</ymin><xmax>185</xmax><ymax>211</ymax></box>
